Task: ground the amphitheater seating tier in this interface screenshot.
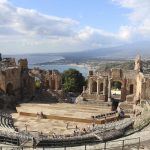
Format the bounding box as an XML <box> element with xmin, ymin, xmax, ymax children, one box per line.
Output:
<box><xmin>0</xmin><ymin>111</ymin><xmax>134</xmax><ymax>148</ymax></box>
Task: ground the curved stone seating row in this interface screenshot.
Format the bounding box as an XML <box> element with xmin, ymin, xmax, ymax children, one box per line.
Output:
<box><xmin>0</xmin><ymin>112</ymin><xmax>33</xmax><ymax>146</ymax></box>
<box><xmin>94</xmin><ymin>129</ymin><xmax>124</xmax><ymax>141</ymax></box>
<box><xmin>0</xmin><ymin>111</ymin><xmax>134</xmax><ymax>148</ymax></box>
<box><xmin>93</xmin><ymin>118</ymin><xmax>134</xmax><ymax>132</ymax></box>
<box><xmin>0</xmin><ymin>129</ymin><xmax>34</xmax><ymax>146</ymax></box>
<box><xmin>91</xmin><ymin>111</ymin><xmax>117</xmax><ymax>120</ymax></box>
<box><xmin>37</xmin><ymin>133</ymin><xmax>97</xmax><ymax>147</ymax></box>
<box><xmin>0</xmin><ymin>113</ymin><xmax>15</xmax><ymax>132</ymax></box>
<box><xmin>36</xmin><ymin>118</ymin><xmax>134</xmax><ymax>147</ymax></box>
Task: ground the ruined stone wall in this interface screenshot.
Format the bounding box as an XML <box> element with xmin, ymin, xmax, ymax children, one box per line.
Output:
<box><xmin>126</xmin><ymin>78</ymin><xmax>136</xmax><ymax>95</ymax></box>
<box><xmin>83</xmin><ymin>74</ymin><xmax>108</xmax><ymax>101</ymax></box>
<box><xmin>18</xmin><ymin>59</ymin><xmax>28</xmax><ymax>69</ymax></box>
<box><xmin>21</xmin><ymin>70</ymin><xmax>35</xmax><ymax>98</ymax></box>
<box><xmin>141</xmin><ymin>77</ymin><xmax>150</xmax><ymax>100</ymax></box>
<box><xmin>0</xmin><ymin>67</ymin><xmax>21</xmax><ymax>93</ymax></box>
<box><xmin>48</xmin><ymin>71</ymin><xmax>62</xmax><ymax>91</ymax></box>
<box><xmin>1</xmin><ymin>58</ymin><xmax>16</xmax><ymax>67</ymax></box>
<box><xmin>135</xmin><ymin>73</ymin><xmax>144</xmax><ymax>100</ymax></box>
<box><xmin>83</xmin><ymin>67</ymin><xmax>139</xmax><ymax>102</ymax></box>
<box><xmin>0</xmin><ymin>71</ymin><xmax>6</xmax><ymax>92</ymax></box>
<box><xmin>111</xmin><ymin>68</ymin><xmax>122</xmax><ymax>79</ymax></box>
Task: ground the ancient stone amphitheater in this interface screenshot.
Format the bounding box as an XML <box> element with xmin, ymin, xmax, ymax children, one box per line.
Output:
<box><xmin>0</xmin><ymin>54</ymin><xmax>150</xmax><ymax>150</ymax></box>
<box><xmin>0</xmin><ymin>110</ymin><xmax>134</xmax><ymax>149</ymax></box>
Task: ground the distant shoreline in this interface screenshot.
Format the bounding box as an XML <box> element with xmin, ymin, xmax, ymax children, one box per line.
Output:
<box><xmin>68</xmin><ymin>63</ymin><xmax>91</xmax><ymax>70</ymax></box>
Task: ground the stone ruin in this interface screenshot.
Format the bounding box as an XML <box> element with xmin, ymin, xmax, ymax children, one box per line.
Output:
<box><xmin>0</xmin><ymin>54</ymin><xmax>63</xmax><ymax>109</ymax></box>
<box><xmin>79</xmin><ymin>55</ymin><xmax>150</xmax><ymax>112</ymax></box>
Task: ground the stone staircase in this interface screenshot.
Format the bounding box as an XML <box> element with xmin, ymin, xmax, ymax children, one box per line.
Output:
<box><xmin>77</xmin><ymin>96</ymin><xmax>111</xmax><ymax>107</ymax></box>
<box><xmin>120</xmin><ymin>102</ymin><xmax>134</xmax><ymax>111</ymax></box>
<box><xmin>82</xmin><ymin>93</ymin><xmax>106</xmax><ymax>101</ymax></box>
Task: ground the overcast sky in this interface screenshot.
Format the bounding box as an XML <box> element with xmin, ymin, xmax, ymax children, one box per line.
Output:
<box><xmin>1</xmin><ymin>0</ymin><xmax>150</xmax><ymax>54</ymax></box>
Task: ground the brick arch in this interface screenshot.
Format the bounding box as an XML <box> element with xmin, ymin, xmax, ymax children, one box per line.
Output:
<box><xmin>110</xmin><ymin>80</ymin><xmax>123</xmax><ymax>100</ymax></box>
<box><xmin>100</xmin><ymin>82</ymin><xmax>103</xmax><ymax>92</ymax></box>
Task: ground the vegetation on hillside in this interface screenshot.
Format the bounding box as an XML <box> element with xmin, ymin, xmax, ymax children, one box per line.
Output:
<box><xmin>96</xmin><ymin>61</ymin><xmax>134</xmax><ymax>71</ymax></box>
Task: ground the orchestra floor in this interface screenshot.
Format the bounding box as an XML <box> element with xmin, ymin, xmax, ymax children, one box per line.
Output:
<box><xmin>12</xmin><ymin>103</ymin><xmax>111</xmax><ymax>135</ymax></box>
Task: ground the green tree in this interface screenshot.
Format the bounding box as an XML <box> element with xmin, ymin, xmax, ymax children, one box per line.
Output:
<box><xmin>112</xmin><ymin>81</ymin><xmax>122</xmax><ymax>89</ymax></box>
<box><xmin>62</xmin><ymin>68</ymin><xmax>85</xmax><ymax>93</ymax></box>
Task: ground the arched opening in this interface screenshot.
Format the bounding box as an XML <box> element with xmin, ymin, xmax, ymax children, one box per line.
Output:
<box><xmin>6</xmin><ymin>83</ymin><xmax>13</xmax><ymax>95</ymax></box>
<box><xmin>111</xmin><ymin>81</ymin><xmax>122</xmax><ymax>100</ymax></box>
<box><xmin>51</xmin><ymin>79</ymin><xmax>56</xmax><ymax>90</ymax></box>
<box><xmin>100</xmin><ymin>83</ymin><xmax>103</xmax><ymax>93</ymax></box>
<box><xmin>92</xmin><ymin>81</ymin><xmax>97</xmax><ymax>93</ymax></box>
<box><xmin>130</xmin><ymin>84</ymin><xmax>134</xmax><ymax>94</ymax></box>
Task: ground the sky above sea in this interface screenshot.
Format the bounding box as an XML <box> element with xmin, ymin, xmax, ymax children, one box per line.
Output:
<box><xmin>0</xmin><ymin>0</ymin><xmax>150</xmax><ymax>54</ymax></box>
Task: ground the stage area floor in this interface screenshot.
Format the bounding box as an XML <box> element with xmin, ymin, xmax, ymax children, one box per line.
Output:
<box><xmin>12</xmin><ymin>103</ymin><xmax>111</xmax><ymax>135</ymax></box>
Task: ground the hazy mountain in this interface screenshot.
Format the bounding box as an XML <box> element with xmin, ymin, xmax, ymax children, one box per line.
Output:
<box><xmin>4</xmin><ymin>41</ymin><xmax>150</xmax><ymax>61</ymax></box>
<box><xmin>60</xmin><ymin>41</ymin><xmax>150</xmax><ymax>59</ymax></box>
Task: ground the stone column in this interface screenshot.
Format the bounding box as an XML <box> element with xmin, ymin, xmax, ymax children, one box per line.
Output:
<box><xmin>103</xmin><ymin>79</ymin><xmax>106</xmax><ymax>95</ymax></box>
<box><xmin>122</xmin><ymin>78</ymin><xmax>127</xmax><ymax>102</ymax></box>
<box><xmin>89</xmin><ymin>79</ymin><xmax>92</xmax><ymax>94</ymax></box>
<box><xmin>55</xmin><ymin>77</ymin><xmax>58</xmax><ymax>91</ymax></box>
<box><xmin>108</xmin><ymin>78</ymin><xmax>111</xmax><ymax>102</ymax></box>
<box><xmin>49</xmin><ymin>78</ymin><xmax>52</xmax><ymax>90</ymax></box>
<box><xmin>97</xmin><ymin>79</ymin><xmax>100</xmax><ymax>95</ymax></box>
<box><xmin>141</xmin><ymin>82</ymin><xmax>146</xmax><ymax>100</ymax></box>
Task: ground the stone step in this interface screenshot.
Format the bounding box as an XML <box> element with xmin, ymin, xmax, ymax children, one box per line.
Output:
<box><xmin>120</xmin><ymin>102</ymin><xmax>133</xmax><ymax>111</ymax></box>
<box><xmin>78</xmin><ymin>99</ymin><xmax>111</xmax><ymax>107</ymax></box>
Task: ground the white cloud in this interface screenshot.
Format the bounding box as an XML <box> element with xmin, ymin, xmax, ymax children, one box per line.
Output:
<box><xmin>113</xmin><ymin>0</ymin><xmax>150</xmax><ymax>40</ymax></box>
<box><xmin>0</xmin><ymin>0</ymin><xmax>78</xmax><ymax>37</ymax></box>
<box><xmin>1</xmin><ymin>0</ymin><xmax>150</xmax><ymax>54</ymax></box>
<box><xmin>0</xmin><ymin>0</ymin><xmax>126</xmax><ymax>54</ymax></box>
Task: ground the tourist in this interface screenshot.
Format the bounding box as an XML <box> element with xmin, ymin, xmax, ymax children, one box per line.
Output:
<box><xmin>92</xmin><ymin>123</ymin><xmax>95</xmax><ymax>128</ymax></box>
<box><xmin>40</xmin><ymin>111</ymin><xmax>44</xmax><ymax>118</ymax></box>
<box><xmin>75</xmin><ymin>125</ymin><xmax>78</xmax><ymax>130</ymax></box>
<box><xmin>66</xmin><ymin>122</ymin><xmax>69</xmax><ymax>129</ymax></box>
<box><xmin>83</xmin><ymin>128</ymin><xmax>87</xmax><ymax>133</ymax></box>
<box><xmin>73</xmin><ymin>130</ymin><xmax>76</xmax><ymax>136</ymax></box>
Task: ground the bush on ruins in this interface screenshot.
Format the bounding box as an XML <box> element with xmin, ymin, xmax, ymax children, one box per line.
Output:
<box><xmin>62</xmin><ymin>68</ymin><xmax>85</xmax><ymax>93</ymax></box>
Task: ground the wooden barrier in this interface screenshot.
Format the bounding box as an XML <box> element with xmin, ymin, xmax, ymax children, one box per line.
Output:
<box><xmin>19</xmin><ymin>112</ymin><xmax>118</xmax><ymax>125</ymax></box>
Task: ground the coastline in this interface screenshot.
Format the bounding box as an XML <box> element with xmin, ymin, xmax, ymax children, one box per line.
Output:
<box><xmin>68</xmin><ymin>63</ymin><xmax>91</xmax><ymax>70</ymax></box>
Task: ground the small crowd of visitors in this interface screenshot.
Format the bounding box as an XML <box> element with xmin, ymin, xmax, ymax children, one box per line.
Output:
<box><xmin>37</xmin><ymin>111</ymin><xmax>46</xmax><ymax>119</ymax></box>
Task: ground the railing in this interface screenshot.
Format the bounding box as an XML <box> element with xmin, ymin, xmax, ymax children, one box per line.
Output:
<box><xmin>13</xmin><ymin>137</ymin><xmax>140</xmax><ymax>150</ymax></box>
<box><xmin>34</xmin><ymin>118</ymin><xmax>134</xmax><ymax>148</ymax></box>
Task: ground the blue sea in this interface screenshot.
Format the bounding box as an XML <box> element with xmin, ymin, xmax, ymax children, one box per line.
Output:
<box><xmin>4</xmin><ymin>54</ymin><xmax>88</xmax><ymax>76</ymax></box>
